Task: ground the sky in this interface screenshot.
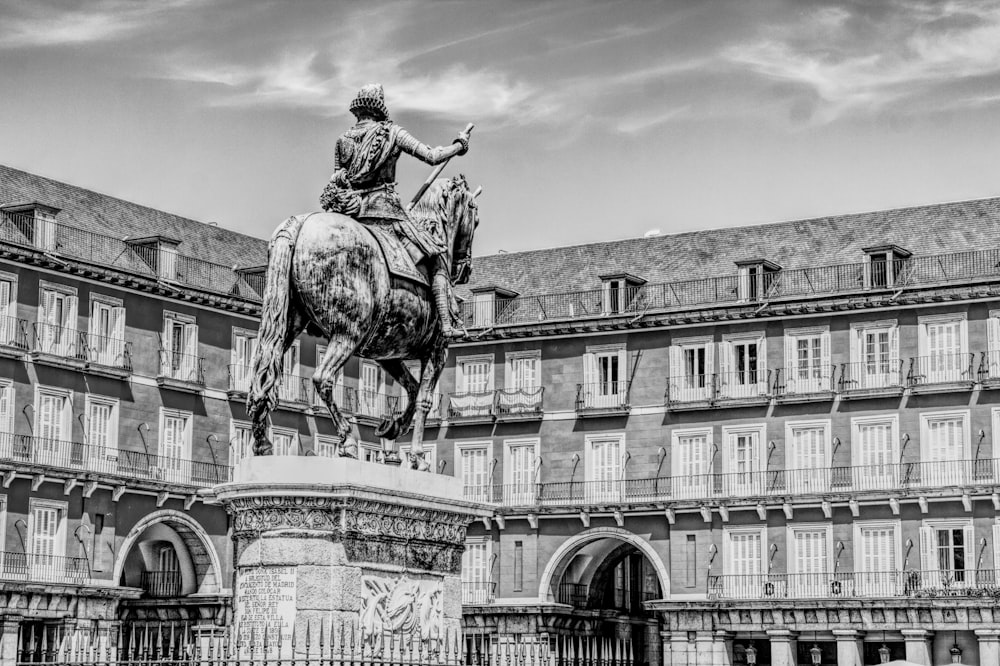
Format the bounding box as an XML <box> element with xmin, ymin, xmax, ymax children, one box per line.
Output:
<box><xmin>1</xmin><ymin>0</ymin><xmax>1000</xmax><ymax>257</ymax></box>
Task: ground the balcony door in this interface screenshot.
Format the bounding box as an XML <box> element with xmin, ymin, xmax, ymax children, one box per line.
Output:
<box><xmin>462</xmin><ymin>540</ymin><xmax>490</xmax><ymax>603</ymax></box>
<box><xmin>587</xmin><ymin>436</ymin><xmax>622</xmax><ymax>502</ymax></box>
<box><xmin>723</xmin><ymin>427</ymin><xmax>763</xmax><ymax>497</ymax></box>
<box><xmin>921</xmin><ymin>524</ymin><xmax>974</xmax><ymax>589</ymax></box>
<box><xmin>790</xmin><ymin>528</ymin><xmax>829</xmax><ymax>598</ymax></box>
<box><xmin>29</xmin><ymin>502</ymin><xmax>66</xmax><ymax>581</ymax></box>
<box><xmin>670</xmin><ymin>343</ymin><xmax>712</xmax><ymax>402</ymax></box>
<box><xmin>505</xmin><ymin>441</ymin><xmax>536</xmax><ymax>505</ymax></box>
<box><xmin>583</xmin><ymin>348</ymin><xmax>626</xmax><ymax>409</ymax></box>
<box><xmin>784</xmin><ymin>330</ymin><xmax>830</xmax><ymax>394</ymax></box>
<box><xmin>922</xmin><ymin>414</ymin><xmax>968</xmax><ymax>486</ymax></box>
<box><xmin>788</xmin><ymin>424</ymin><xmax>829</xmax><ymax>494</ymax></box>
<box><xmin>85</xmin><ymin>397</ymin><xmax>118</xmax><ymax>469</ymax></box>
<box><xmin>720</xmin><ymin>336</ymin><xmax>766</xmax><ymax>398</ymax></box>
<box><xmin>854</xmin><ymin>420</ymin><xmax>897</xmax><ymax>490</ymax></box>
<box><xmin>160</xmin><ymin>412</ymin><xmax>190</xmax><ymax>483</ymax></box>
<box><xmin>857</xmin><ymin>524</ymin><xmax>898</xmax><ymax>596</ymax></box>
<box><xmin>921</xmin><ymin>318</ymin><xmax>965</xmax><ymax>383</ymax></box>
<box><xmin>39</xmin><ymin>289</ymin><xmax>77</xmax><ymax>358</ymax></box>
<box><xmin>35</xmin><ymin>390</ymin><xmax>70</xmax><ymax>467</ymax></box>
<box><xmin>359</xmin><ymin>361</ymin><xmax>384</xmax><ymax>417</ymax></box>
<box><xmin>723</xmin><ymin>529</ymin><xmax>764</xmax><ymax>598</ymax></box>
<box><xmin>0</xmin><ymin>382</ymin><xmax>12</xmax><ymax>459</ymax></box>
<box><xmin>455</xmin><ymin>357</ymin><xmax>493</xmax><ymax>416</ymax></box>
<box><xmin>231</xmin><ymin>332</ymin><xmax>257</xmax><ymax>393</ymax></box>
<box><xmin>162</xmin><ymin>316</ymin><xmax>198</xmax><ymax>381</ymax></box>
<box><xmin>856</xmin><ymin>325</ymin><xmax>898</xmax><ymax>389</ymax></box>
<box><xmin>460</xmin><ymin>446</ymin><xmax>490</xmax><ymax>502</ymax></box>
<box><xmin>672</xmin><ymin>430</ymin><xmax>711</xmax><ymax>499</ymax></box>
<box><xmin>89</xmin><ymin>300</ymin><xmax>125</xmax><ymax>367</ymax></box>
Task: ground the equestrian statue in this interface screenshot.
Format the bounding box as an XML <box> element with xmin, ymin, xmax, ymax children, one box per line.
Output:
<box><xmin>246</xmin><ymin>84</ymin><xmax>481</xmax><ymax>470</ymax></box>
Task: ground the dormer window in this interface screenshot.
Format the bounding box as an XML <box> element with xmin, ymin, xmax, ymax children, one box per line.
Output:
<box><xmin>599</xmin><ymin>273</ymin><xmax>646</xmax><ymax>315</ymax></box>
<box><xmin>235</xmin><ymin>265</ymin><xmax>267</xmax><ymax>299</ymax></box>
<box><xmin>863</xmin><ymin>245</ymin><xmax>911</xmax><ymax>289</ymax></box>
<box><xmin>0</xmin><ymin>202</ymin><xmax>60</xmax><ymax>252</ymax></box>
<box><xmin>735</xmin><ymin>260</ymin><xmax>781</xmax><ymax>302</ymax></box>
<box><xmin>471</xmin><ymin>287</ymin><xmax>518</xmax><ymax>328</ymax></box>
<box><xmin>126</xmin><ymin>235</ymin><xmax>181</xmax><ymax>281</ymax></box>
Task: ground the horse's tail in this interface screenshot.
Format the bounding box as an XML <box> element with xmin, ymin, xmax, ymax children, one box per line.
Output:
<box><xmin>247</xmin><ymin>215</ymin><xmax>303</xmax><ymax>451</ymax></box>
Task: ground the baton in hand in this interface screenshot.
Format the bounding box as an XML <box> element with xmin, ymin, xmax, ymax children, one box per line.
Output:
<box><xmin>408</xmin><ymin>123</ymin><xmax>474</xmax><ymax>210</ymax></box>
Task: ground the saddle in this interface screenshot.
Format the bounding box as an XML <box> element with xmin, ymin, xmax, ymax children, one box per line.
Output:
<box><xmin>358</xmin><ymin>221</ymin><xmax>430</xmax><ymax>287</ymax></box>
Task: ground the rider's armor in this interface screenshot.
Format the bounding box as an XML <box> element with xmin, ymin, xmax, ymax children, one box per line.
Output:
<box><xmin>321</xmin><ymin>84</ymin><xmax>467</xmax><ymax>338</ymax></box>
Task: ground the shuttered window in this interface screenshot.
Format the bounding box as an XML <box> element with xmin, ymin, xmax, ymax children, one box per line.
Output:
<box><xmin>269</xmin><ymin>428</ymin><xmax>297</xmax><ymax>456</ymax></box>
<box><xmin>459</xmin><ymin>360</ymin><xmax>492</xmax><ymax>393</ymax></box>
<box><xmin>854</xmin><ymin>419</ymin><xmax>896</xmax><ymax>490</ymax></box>
<box><xmin>783</xmin><ymin>329</ymin><xmax>831</xmax><ymax>393</ymax></box>
<box><xmin>725</xmin><ymin>530</ymin><xmax>763</xmax><ymax>576</ymax></box>
<box><xmin>29</xmin><ymin>502</ymin><xmax>64</xmax><ymax>558</ymax></box>
<box><xmin>89</xmin><ymin>300</ymin><xmax>125</xmax><ymax>366</ymax></box>
<box><xmin>460</xmin><ymin>446</ymin><xmax>489</xmax><ymax>500</ymax></box>
<box><xmin>86</xmin><ymin>397</ymin><xmax>118</xmax><ymax>454</ymax></box>
<box><xmin>162</xmin><ymin>315</ymin><xmax>198</xmax><ymax>379</ymax></box>
<box><xmin>231</xmin><ymin>421</ymin><xmax>253</xmax><ymax>465</ymax></box>
<box><xmin>231</xmin><ymin>331</ymin><xmax>257</xmax><ymax>392</ymax></box>
<box><xmin>672</xmin><ymin>430</ymin><xmax>710</xmax><ymax>498</ymax></box>
<box><xmin>509</xmin><ymin>355</ymin><xmax>539</xmax><ymax>390</ymax></box>
<box><xmin>39</xmin><ymin>288</ymin><xmax>78</xmax><ymax>356</ymax></box>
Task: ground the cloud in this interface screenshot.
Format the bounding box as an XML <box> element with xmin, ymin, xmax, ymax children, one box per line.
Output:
<box><xmin>722</xmin><ymin>0</ymin><xmax>1000</xmax><ymax>123</ymax></box>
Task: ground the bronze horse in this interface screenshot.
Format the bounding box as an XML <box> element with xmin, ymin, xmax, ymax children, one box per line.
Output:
<box><xmin>247</xmin><ymin>176</ymin><xmax>480</xmax><ymax>468</ymax></box>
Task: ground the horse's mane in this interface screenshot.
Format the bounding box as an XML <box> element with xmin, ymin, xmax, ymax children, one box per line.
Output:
<box><xmin>409</xmin><ymin>177</ymin><xmax>464</xmax><ymax>226</ymax></box>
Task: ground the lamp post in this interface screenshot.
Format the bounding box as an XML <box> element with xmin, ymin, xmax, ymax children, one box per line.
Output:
<box><xmin>810</xmin><ymin>632</ymin><xmax>822</xmax><ymax>666</ymax></box>
<box><xmin>950</xmin><ymin>631</ymin><xmax>962</xmax><ymax>664</ymax></box>
<box><xmin>878</xmin><ymin>631</ymin><xmax>891</xmax><ymax>664</ymax></box>
<box><xmin>745</xmin><ymin>643</ymin><xmax>757</xmax><ymax>665</ymax></box>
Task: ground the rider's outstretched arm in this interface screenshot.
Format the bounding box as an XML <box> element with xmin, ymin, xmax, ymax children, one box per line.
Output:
<box><xmin>396</xmin><ymin>127</ymin><xmax>468</xmax><ymax>165</ymax></box>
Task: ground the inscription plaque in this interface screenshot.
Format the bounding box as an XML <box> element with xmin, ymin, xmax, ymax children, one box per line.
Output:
<box><xmin>235</xmin><ymin>566</ymin><xmax>297</xmax><ymax>643</ymax></box>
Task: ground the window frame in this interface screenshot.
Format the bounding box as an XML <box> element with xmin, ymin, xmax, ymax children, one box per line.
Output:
<box><xmin>456</xmin><ymin>354</ymin><xmax>494</xmax><ymax>394</ymax></box>
<box><xmin>917</xmin><ymin>313</ymin><xmax>968</xmax><ymax>357</ymax></box>
<box><xmin>28</xmin><ymin>497</ymin><xmax>68</xmax><ymax>558</ymax></box>
<box><xmin>584</xmin><ymin>432</ymin><xmax>625</xmax><ymax>483</ymax></box>
<box><xmin>33</xmin><ymin>385</ymin><xmax>73</xmax><ymax>444</ymax></box>
<box><xmin>455</xmin><ymin>440</ymin><xmax>493</xmax><ymax>499</ymax></box>
<box><xmin>918</xmin><ymin>409</ymin><xmax>971</xmax><ymax>462</ymax></box>
<box><xmin>84</xmin><ymin>394</ymin><xmax>119</xmax><ymax>455</ymax></box>
<box><xmin>268</xmin><ymin>426</ymin><xmax>300</xmax><ymax>456</ymax></box>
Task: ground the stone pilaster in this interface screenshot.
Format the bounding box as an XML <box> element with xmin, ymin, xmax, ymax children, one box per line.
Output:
<box><xmin>0</xmin><ymin>615</ymin><xmax>20</xmax><ymax>665</ymax></box>
<box><xmin>767</xmin><ymin>630</ymin><xmax>797</xmax><ymax>666</ymax></box>
<box><xmin>670</xmin><ymin>632</ymin><xmax>691</xmax><ymax>666</ymax></box>
<box><xmin>832</xmin><ymin>630</ymin><xmax>863</xmax><ymax>666</ymax></box>
<box><xmin>975</xmin><ymin>629</ymin><xmax>1000</xmax><ymax>666</ymax></box>
<box><xmin>901</xmin><ymin>629</ymin><xmax>932</xmax><ymax>666</ymax></box>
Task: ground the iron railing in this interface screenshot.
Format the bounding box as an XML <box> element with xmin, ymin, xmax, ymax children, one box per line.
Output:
<box><xmin>82</xmin><ymin>333</ymin><xmax>132</xmax><ymax>372</ymax></box>
<box><xmin>31</xmin><ymin>323</ymin><xmax>85</xmax><ymax>360</ymax></box>
<box><xmin>772</xmin><ymin>365</ymin><xmax>836</xmax><ymax>398</ymax></box>
<box><xmin>456</xmin><ymin>247</ymin><xmax>1000</xmax><ymax>328</ymax></box>
<box><xmin>556</xmin><ymin>582</ymin><xmax>588</xmax><ymax>607</ymax></box>
<box><xmin>483</xmin><ymin>458</ymin><xmax>1000</xmax><ymax>508</ymax></box>
<box><xmin>908</xmin><ymin>353</ymin><xmax>976</xmax><ymax>387</ymax></box>
<box><xmin>665</xmin><ymin>373</ymin><xmax>714</xmax><ymax>406</ymax></box>
<box><xmin>228</xmin><ymin>364</ymin><xmax>253</xmax><ymax>394</ymax></box>
<box><xmin>575</xmin><ymin>382</ymin><xmax>630</xmax><ymax>413</ymax></box>
<box><xmin>838</xmin><ymin>360</ymin><xmax>905</xmax><ymax>393</ymax></box>
<box><xmin>1</xmin><ymin>551</ymin><xmax>89</xmax><ymax>585</ymax></box>
<box><xmin>157</xmin><ymin>349</ymin><xmax>206</xmax><ymax>386</ymax></box>
<box><xmin>715</xmin><ymin>370</ymin><xmax>771</xmax><ymax>402</ymax></box>
<box><xmin>495</xmin><ymin>387</ymin><xmax>544</xmax><ymax>418</ymax></box>
<box><xmin>342</xmin><ymin>387</ymin><xmax>402</xmax><ymax>421</ymax></box>
<box><xmin>981</xmin><ymin>350</ymin><xmax>1000</xmax><ymax>384</ymax></box>
<box><xmin>447</xmin><ymin>390</ymin><xmax>495</xmax><ymax>420</ymax></box>
<box><xmin>0</xmin><ymin>433</ymin><xmax>232</xmax><ymax>486</ymax></box>
<box><xmin>278</xmin><ymin>373</ymin><xmax>313</xmax><ymax>404</ymax></box>
<box><xmin>0</xmin><ymin>210</ymin><xmax>266</xmax><ymax>303</ymax></box>
<box><xmin>709</xmin><ymin>569</ymin><xmax>1000</xmax><ymax>600</ymax></box>
<box><xmin>0</xmin><ymin>315</ymin><xmax>28</xmax><ymax>351</ymax></box>
<box><xmin>140</xmin><ymin>570</ymin><xmax>183</xmax><ymax>598</ymax></box>
<box><xmin>461</xmin><ymin>581</ymin><xmax>497</xmax><ymax>605</ymax></box>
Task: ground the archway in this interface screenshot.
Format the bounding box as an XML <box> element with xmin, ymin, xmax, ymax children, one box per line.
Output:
<box><xmin>113</xmin><ymin>510</ymin><xmax>223</xmax><ymax>597</ymax></box>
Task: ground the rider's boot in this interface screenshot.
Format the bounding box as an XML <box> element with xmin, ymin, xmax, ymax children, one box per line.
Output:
<box><xmin>432</xmin><ymin>267</ymin><xmax>464</xmax><ymax>339</ymax></box>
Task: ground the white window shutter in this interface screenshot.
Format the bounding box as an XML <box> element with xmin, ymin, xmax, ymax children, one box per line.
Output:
<box><xmin>919</xmin><ymin>526</ymin><xmax>937</xmax><ymax>574</ymax></box>
<box><xmin>0</xmin><ymin>385</ymin><xmax>11</xmax><ymax>434</ymax></box>
<box><xmin>668</xmin><ymin>346</ymin><xmax>681</xmax><ymax>378</ymax></box>
<box><xmin>583</xmin><ymin>352</ymin><xmax>596</xmax><ymax>388</ymax></box>
<box><xmin>0</xmin><ymin>281</ymin><xmax>9</xmax><ymax>317</ymax></box>
<box><xmin>719</xmin><ymin>341</ymin><xmax>731</xmax><ymax>379</ymax></box>
<box><xmin>111</xmin><ymin>306</ymin><xmax>125</xmax><ymax>340</ymax></box>
<box><xmin>889</xmin><ymin>326</ymin><xmax>899</xmax><ymax>366</ymax></box>
<box><xmin>989</xmin><ymin>316</ymin><xmax>1000</xmax><ymax>353</ymax></box>
<box><xmin>64</xmin><ymin>295</ymin><xmax>78</xmax><ymax>331</ymax></box>
<box><xmin>783</xmin><ymin>336</ymin><xmax>795</xmax><ymax>382</ymax></box>
<box><xmin>820</xmin><ymin>332</ymin><xmax>832</xmax><ymax>379</ymax></box>
<box><xmin>962</xmin><ymin>525</ymin><xmax>975</xmax><ymax>574</ymax></box>
<box><xmin>184</xmin><ymin>323</ymin><xmax>198</xmax><ymax>357</ymax></box>
<box><xmin>993</xmin><ymin>524</ymin><xmax>1000</xmax><ymax>571</ymax></box>
<box><xmin>706</xmin><ymin>343</ymin><xmax>715</xmax><ymax>380</ymax></box>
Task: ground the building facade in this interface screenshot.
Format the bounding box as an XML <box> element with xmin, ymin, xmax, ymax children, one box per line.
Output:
<box><xmin>2</xmin><ymin>163</ymin><xmax>1000</xmax><ymax>665</ymax></box>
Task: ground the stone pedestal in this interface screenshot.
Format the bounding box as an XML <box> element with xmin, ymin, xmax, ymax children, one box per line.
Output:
<box><xmin>212</xmin><ymin>456</ymin><xmax>491</xmax><ymax>657</ymax></box>
<box><xmin>901</xmin><ymin>629</ymin><xmax>932</xmax><ymax>666</ymax></box>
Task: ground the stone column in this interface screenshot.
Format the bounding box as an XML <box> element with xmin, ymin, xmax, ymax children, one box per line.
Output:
<box><xmin>0</xmin><ymin>616</ymin><xmax>20</xmax><ymax>665</ymax></box>
<box><xmin>670</xmin><ymin>633</ymin><xmax>691</xmax><ymax>666</ymax></box>
<box><xmin>212</xmin><ymin>456</ymin><xmax>491</xmax><ymax>659</ymax></box>
<box><xmin>833</xmin><ymin>630</ymin><xmax>863</xmax><ymax>666</ymax></box>
<box><xmin>712</xmin><ymin>631</ymin><xmax>733</xmax><ymax>666</ymax></box>
<box><xmin>975</xmin><ymin>629</ymin><xmax>1000</xmax><ymax>666</ymax></box>
<box><xmin>767</xmin><ymin>630</ymin><xmax>797</xmax><ymax>666</ymax></box>
<box><xmin>693</xmin><ymin>632</ymin><xmax>717</xmax><ymax>666</ymax></box>
<box><xmin>660</xmin><ymin>630</ymin><xmax>672</xmax><ymax>666</ymax></box>
<box><xmin>901</xmin><ymin>629</ymin><xmax>933</xmax><ymax>666</ymax></box>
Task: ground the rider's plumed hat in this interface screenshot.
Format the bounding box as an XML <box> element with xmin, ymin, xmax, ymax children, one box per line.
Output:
<box><xmin>349</xmin><ymin>83</ymin><xmax>389</xmax><ymax>120</ymax></box>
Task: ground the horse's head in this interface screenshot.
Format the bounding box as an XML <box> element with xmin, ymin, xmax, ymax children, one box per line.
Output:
<box><xmin>411</xmin><ymin>175</ymin><xmax>480</xmax><ymax>285</ymax></box>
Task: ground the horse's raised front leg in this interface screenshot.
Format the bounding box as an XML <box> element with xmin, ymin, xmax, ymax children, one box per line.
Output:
<box><xmin>376</xmin><ymin>360</ymin><xmax>420</xmax><ymax>441</ymax></box>
<box><xmin>410</xmin><ymin>342</ymin><xmax>448</xmax><ymax>471</ymax></box>
<box><xmin>313</xmin><ymin>334</ymin><xmax>361</xmax><ymax>458</ymax></box>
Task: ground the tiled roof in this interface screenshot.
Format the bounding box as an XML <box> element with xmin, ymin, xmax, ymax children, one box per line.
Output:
<box><xmin>0</xmin><ymin>164</ymin><xmax>268</xmax><ymax>269</ymax></box>
<box><xmin>461</xmin><ymin>197</ymin><xmax>1000</xmax><ymax>298</ymax></box>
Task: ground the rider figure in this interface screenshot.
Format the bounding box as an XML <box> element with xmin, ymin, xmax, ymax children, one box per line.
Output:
<box><xmin>320</xmin><ymin>83</ymin><xmax>471</xmax><ymax>339</ymax></box>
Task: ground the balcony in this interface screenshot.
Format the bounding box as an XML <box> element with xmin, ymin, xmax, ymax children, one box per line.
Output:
<box><xmin>0</xmin><ymin>316</ymin><xmax>28</xmax><ymax>358</ymax></box>
<box><xmin>556</xmin><ymin>582</ymin><xmax>588</xmax><ymax>607</ymax></box>
<box><xmin>0</xmin><ymin>433</ymin><xmax>232</xmax><ymax>487</ymax></box>
<box><xmin>979</xmin><ymin>350</ymin><xmax>1000</xmax><ymax>389</ymax></box>
<box><xmin>157</xmin><ymin>350</ymin><xmax>206</xmax><ymax>393</ymax></box>
<box><xmin>772</xmin><ymin>366</ymin><xmax>836</xmax><ymax>403</ymax></box>
<box><xmin>575</xmin><ymin>382</ymin><xmax>630</xmax><ymax>417</ymax></box>
<box><xmin>838</xmin><ymin>360</ymin><xmax>905</xmax><ymax>399</ymax></box>
<box><xmin>447</xmin><ymin>390</ymin><xmax>495</xmax><ymax>424</ymax></box>
<box><xmin>708</xmin><ymin>569</ymin><xmax>1000</xmax><ymax>601</ymax></box>
<box><xmin>456</xmin><ymin>247</ymin><xmax>1000</xmax><ymax>330</ymax></box>
<box><xmin>227</xmin><ymin>364</ymin><xmax>252</xmax><ymax>398</ymax></box>
<box><xmin>342</xmin><ymin>388</ymin><xmax>402</xmax><ymax>427</ymax></box>
<box><xmin>665</xmin><ymin>374</ymin><xmax>714</xmax><ymax>411</ymax></box>
<box><xmin>715</xmin><ymin>370</ymin><xmax>771</xmax><ymax>407</ymax></box>
<box><xmin>461</xmin><ymin>582</ymin><xmax>497</xmax><ymax>605</ymax></box>
<box><xmin>140</xmin><ymin>570</ymin><xmax>183</xmax><ymax>597</ymax></box>
<box><xmin>82</xmin><ymin>333</ymin><xmax>132</xmax><ymax>378</ymax></box>
<box><xmin>277</xmin><ymin>373</ymin><xmax>312</xmax><ymax>409</ymax></box>
<box><xmin>907</xmin><ymin>353</ymin><xmax>976</xmax><ymax>393</ymax></box>
<box><xmin>30</xmin><ymin>323</ymin><xmax>86</xmax><ymax>370</ymax></box>
<box><xmin>495</xmin><ymin>387</ymin><xmax>544</xmax><ymax>421</ymax></box>
<box><xmin>0</xmin><ymin>552</ymin><xmax>89</xmax><ymax>585</ymax></box>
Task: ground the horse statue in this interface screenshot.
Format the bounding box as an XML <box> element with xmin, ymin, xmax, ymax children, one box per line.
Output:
<box><xmin>246</xmin><ymin>175</ymin><xmax>480</xmax><ymax>469</ymax></box>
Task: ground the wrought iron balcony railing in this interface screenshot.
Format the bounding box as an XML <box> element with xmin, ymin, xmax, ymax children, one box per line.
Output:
<box><xmin>907</xmin><ymin>353</ymin><xmax>976</xmax><ymax>388</ymax></box>
<box><xmin>715</xmin><ymin>370</ymin><xmax>772</xmax><ymax>402</ymax></box>
<box><xmin>229</xmin><ymin>364</ymin><xmax>313</xmax><ymax>405</ymax></box>
<box><xmin>0</xmin><ymin>433</ymin><xmax>232</xmax><ymax>486</ymax></box>
<box><xmin>0</xmin><ymin>551</ymin><xmax>89</xmax><ymax>584</ymax></box>
<box><xmin>31</xmin><ymin>323</ymin><xmax>85</xmax><ymax>361</ymax></box>
<box><xmin>486</xmin><ymin>458</ymin><xmax>1000</xmax><ymax>508</ymax></box>
<box><xmin>556</xmin><ymin>582</ymin><xmax>588</xmax><ymax>607</ymax></box>
<box><xmin>981</xmin><ymin>350</ymin><xmax>1000</xmax><ymax>385</ymax></box>
<box><xmin>575</xmin><ymin>381</ymin><xmax>630</xmax><ymax>413</ymax></box>
<box><xmin>457</xmin><ymin>247</ymin><xmax>1000</xmax><ymax>328</ymax></box>
<box><xmin>708</xmin><ymin>569</ymin><xmax>1000</xmax><ymax>600</ymax></box>
<box><xmin>665</xmin><ymin>373</ymin><xmax>714</xmax><ymax>407</ymax></box>
<box><xmin>772</xmin><ymin>365</ymin><xmax>837</xmax><ymax>399</ymax></box>
<box><xmin>0</xmin><ymin>315</ymin><xmax>28</xmax><ymax>352</ymax></box>
<box><xmin>838</xmin><ymin>360</ymin><xmax>905</xmax><ymax>394</ymax></box>
<box><xmin>141</xmin><ymin>570</ymin><xmax>183</xmax><ymax>597</ymax></box>
<box><xmin>461</xmin><ymin>581</ymin><xmax>497</xmax><ymax>605</ymax></box>
<box><xmin>341</xmin><ymin>387</ymin><xmax>402</xmax><ymax>422</ymax></box>
<box><xmin>82</xmin><ymin>333</ymin><xmax>132</xmax><ymax>372</ymax></box>
<box><xmin>495</xmin><ymin>387</ymin><xmax>544</xmax><ymax>418</ymax></box>
<box><xmin>447</xmin><ymin>390</ymin><xmax>495</xmax><ymax>420</ymax></box>
<box><xmin>157</xmin><ymin>349</ymin><xmax>206</xmax><ymax>386</ymax></box>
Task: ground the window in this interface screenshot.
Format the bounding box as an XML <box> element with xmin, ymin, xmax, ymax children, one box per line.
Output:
<box><xmin>0</xmin><ymin>271</ymin><xmax>18</xmax><ymax>347</ymax></box>
<box><xmin>88</xmin><ymin>296</ymin><xmax>125</xmax><ymax>367</ymax></box>
<box><xmin>850</xmin><ymin>321</ymin><xmax>899</xmax><ymax>388</ymax></box>
<box><xmin>358</xmin><ymin>360</ymin><xmax>385</xmax><ymax>417</ymax></box>
<box><xmin>457</xmin><ymin>442</ymin><xmax>492</xmax><ymax>501</ymax></box>
<box><xmin>34</xmin><ymin>386</ymin><xmax>72</xmax><ymax>466</ymax></box>
<box><xmin>399</xmin><ymin>442</ymin><xmax>437</xmax><ymax>470</ymax></box>
<box><xmin>313</xmin><ymin>434</ymin><xmax>339</xmax><ymax>459</ymax></box>
<box><xmin>504</xmin><ymin>438</ymin><xmax>537</xmax><ymax>504</ymax></box>
<box><xmin>787</xmin><ymin>525</ymin><xmax>831</xmax><ymax>597</ymax></box>
<box><xmin>513</xmin><ymin>541</ymin><xmax>524</xmax><ymax>592</ymax></box>
<box><xmin>231</xmin><ymin>329</ymin><xmax>257</xmax><ymax>393</ymax></box>
<box><xmin>736</xmin><ymin>261</ymin><xmax>780</xmax><ymax>302</ymax></box>
<box><xmin>161</xmin><ymin>312</ymin><xmax>198</xmax><ymax>381</ymax></box>
<box><xmin>29</xmin><ymin>499</ymin><xmax>67</xmax><ymax>580</ymax></box>
<box><xmin>723</xmin><ymin>528</ymin><xmax>765</xmax><ymax>597</ymax></box>
<box><xmin>84</xmin><ymin>395</ymin><xmax>119</xmax><ymax>460</ymax></box>
<box><xmin>863</xmin><ymin>245</ymin><xmax>910</xmax><ymax>289</ymax></box>
<box><xmin>586</xmin><ymin>434</ymin><xmax>623</xmax><ymax>502</ymax></box>
<box><xmin>231</xmin><ymin>420</ymin><xmax>253</xmax><ymax>466</ymax></box>
<box><xmin>500</xmin><ymin>351</ymin><xmax>541</xmax><ymax>415</ymax></box>
<box><xmin>783</xmin><ymin>327</ymin><xmax>831</xmax><ymax>393</ymax></box>
<box><xmin>920</xmin><ymin>410</ymin><xmax>970</xmax><ymax>485</ymax></box>
<box><xmin>360</xmin><ymin>441</ymin><xmax>383</xmax><ymax>463</ymax></box>
<box><xmin>671</xmin><ymin>428</ymin><xmax>712</xmax><ymax>499</ymax></box>
<box><xmin>920</xmin><ymin>521</ymin><xmax>974</xmax><ymax>588</ymax></box>
<box><xmin>785</xmin><ymin>420</ymin><xmax>831</xmax><ymax>493</ymax></box>
<box><xmin>668</xmin><ymin>338</ymin><xmax>713</xmax><ymax>402</ymax></box>
<box><xmin>462</xmin><ymin>538</ymin><xmax>491</xmax><ymax>603</ymax></box>
<box><xmin>269</xmin><ymin>427</ymin><xmax>299</xmax><ymax>456</ymax></box>
<box><xmin>721</xmin><ymin>425</ymin><xmax>765</xmax><ymax>496</ymax></box>
<box><xmin>582</xmin><ymin>344</ymin><xmax>627</xmax><ymax>408</ymax></box>
<box><xmin>988</xmin><ymin>311</ymin><xmax>1000</xmax><ymax>380</ymax></box>
<box><xmin>685</xmin><ymin>535</ymin><xmax>697</xmax><ymax>588</ymax></box>
<box><xmin>852</xmin><ymin>415</ymin><xmax>898</xmax><ymax>490</ymax></box>
<box><xmin>0</xmin><ymin>380</ymin><xmax>12</xmax><ymax>457</ymax></box>
<box><xmin>453</xmin><ymin>355</ymin><xmax>494</xmax><ymax>417</ymax></box>
<box><xmin>38</xmin><ymin>283</ymin><xmax>78</xmax><ymax>357</ymax></box>
<box><xmin>720</xmin><ymin>334</ymin><xmax>766</xmax><ymax>398</ymax></box>
<box><xmin>916</xmin><ymin>314</ymin><xmax>968</xmax><ymax>383</ymax></box>
<box><xmin>158</xmin><ymin>409</ymin><xmax>192</xmax><ymax>483</ymax></box>
<box><xmin>279</xmin><ymin>341</ymin><xmax>303</xmax><ymax>402</ymax></box>
<box><xmin>854</xmin><ymin>521</ymin><xmax>900</xmax><ymax>596</ymax></box>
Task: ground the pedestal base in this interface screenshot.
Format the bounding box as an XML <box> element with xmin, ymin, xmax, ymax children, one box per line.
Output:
<box><xmin>211</xmin><ymin>457</ymin><xmax>491</xmax><ymax>657</ymax></box>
